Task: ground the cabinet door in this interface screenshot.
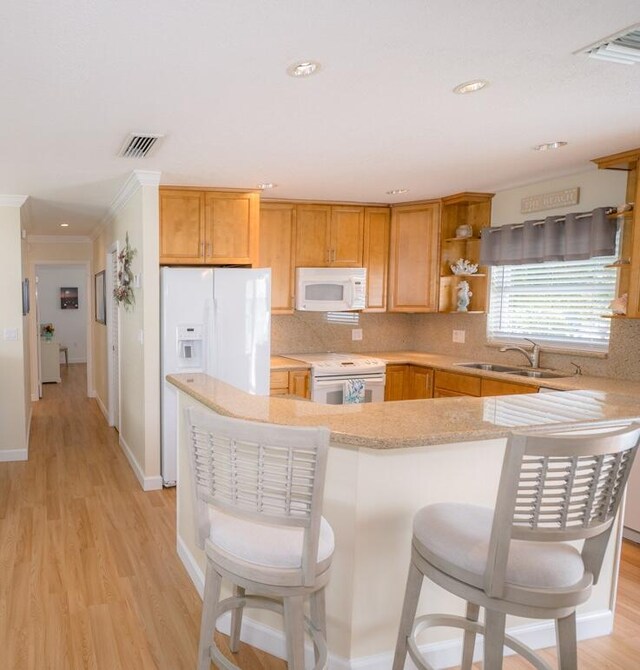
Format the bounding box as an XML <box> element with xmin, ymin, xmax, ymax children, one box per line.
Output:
<box><xmin>407</xmin><ymin>366</ymin><xmax>433</xmax><ymax>399</ymax></box>
<box><xmin>289</xmin><ymin>370</ymin><xmax>310</xmax><ymax>399</ymax></box>
<box><xmin>270</xmin><ymin>370</ymin><xmax>289</xmax><ymax>396</ymax></box>
<box><xmin>259</xmin><ymin>203</ymin><xmax>296</xmax><ymax>313</ymax></box>
<box><xmin>204</xmin><ymin>191</ymin><xmax>259</xmax><ymax>265</ymax></box>
<box><xmin>384</xmin><ymin>364</ymin><xmax>408</xmax><ymax>401</ymax></box>
<box><xmin>363</xmin><ymin>207</ymin><xmax>390</xmax><ymax>311</ymax></box>
<box><xmin>159</xmin><ymin>189</ymin><xmax>205</xmax><ymax>264</ymax></box>
<box><xmin>295</xmin><ymin>205</ymin><xmax>332</xmax><ymax>266</ymax></box>
<box><xmin>330</xmin><ymin>206</ymin><xmax>364</xmax><ymax>266</ymax></box>
<box><xmin>389</xmin><ymin>202</ymin><xmax>440</xmax><ymax>312</ymax></box>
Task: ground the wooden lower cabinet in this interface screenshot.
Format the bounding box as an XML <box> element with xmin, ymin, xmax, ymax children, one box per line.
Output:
<box><xmin>481</xmin><ymin>378</ymin><xmax>537</xmax><ymax>396</ymax></box>
<box><xmin>384</xmin><ymin>364</ymin><xmax>409</xmax><ymax>401</ymax></box>
<box><xmin>270</xmin><ymin>369</ymin><xmax>310</xmax><ymax>399</ymax></box>
<box><xmin>384</xmin><ymin>364</ymin><xmax>433</xmax><ymax>401</ymax></box>
<box><xmin>433</xmin><ymin>369</ymin><xmax>537</xmax><ymax>397</ymax></box>
<box><xmin>433</xmin><ymin>370</ymin><xmax>482</xmax><ymax>397</ymax></box>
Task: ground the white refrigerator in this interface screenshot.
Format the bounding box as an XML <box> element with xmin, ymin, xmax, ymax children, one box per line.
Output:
<box><xmin>161</xmin><ymin>267</ymin><xmax>271</xmax><ymax>486</ymax></box>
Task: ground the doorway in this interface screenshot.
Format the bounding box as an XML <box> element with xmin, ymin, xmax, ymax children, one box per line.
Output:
<box><xmin>33</xmin><ymin>262</ymin><xmax>92</xmax><ymax>398</ymax></box>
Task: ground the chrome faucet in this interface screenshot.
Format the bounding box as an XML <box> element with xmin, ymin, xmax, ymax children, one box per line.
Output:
<box><xmin>499</xmin><ymin>338</ymin><xmax>541</xmax><ymax>368</ymax></box>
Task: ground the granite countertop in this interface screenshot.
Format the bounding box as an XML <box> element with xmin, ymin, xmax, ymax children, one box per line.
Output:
<box><xmin>169</xmin><ymin>362</ymin><xmax>640</xmax><ymax>450</ymax></box>
<box><xmin>270</xmin><ymin>355</ymin><xmax>311</xmax><ymax>371</ymax></box>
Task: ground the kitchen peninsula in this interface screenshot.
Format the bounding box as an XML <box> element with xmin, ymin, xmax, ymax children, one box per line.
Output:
<box><xmin>170</xmin><ymin>357</ymin><xmax>640</xmax><ymax>668</ymax></box>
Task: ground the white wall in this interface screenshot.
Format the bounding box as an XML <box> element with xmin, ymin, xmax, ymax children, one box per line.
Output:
<box><xmin>0</xmin><ymin>198</ymin><xmax>29</xmax><ymax>460</ymax></box>
<box><xmin>36</xmin><ymin>264</ymin><xmax>87</xmax><ymax>363</ymax></box>
<box><xmin>95</xmin><ymin>170</ymin><xmax>162</xmax><ymax>490</ymax></box>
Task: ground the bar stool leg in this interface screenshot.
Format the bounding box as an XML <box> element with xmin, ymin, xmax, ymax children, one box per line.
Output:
<box><xmin>283</xmin><ymin>595</ymin><xmax>306</xmax><ymax>669</ymax></box>
<box><xmin>229</xmin><ymin>585</ymin><xmax>245</xmax><ymax>653</ymax></box>
<box><xmin>392</xmin><ymin>560</ymin><xmax>424</xmax><ymax>670</ymax></box>
<box><xmin>310</xmin><ymin>588</ymin><xmax>327</xmax><ymax>664</ymax></box>
<box><xmin>483</xmin><ymin>609</ymin><xmax>506</xmax><ymax>670</ymax></box>
<box><xmin>556</xmin><ymin>611</ymin><xmax>578</xmax><ymax>670</ymax></box>
<box><xmin>198</xmin><ymin>561</ymin><xmax>222</xmax><ymax>670</ymax></box>
<box><xmin>460</xmin><ymin>601</ymin><xmax>480</xmax><ymax>669</ymax></box>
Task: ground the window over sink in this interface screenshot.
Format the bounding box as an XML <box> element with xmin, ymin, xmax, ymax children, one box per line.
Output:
<box><xmin>487</xmin><ymin>255</ymin><xmax>617</xmax><ymax>352</ymax></box>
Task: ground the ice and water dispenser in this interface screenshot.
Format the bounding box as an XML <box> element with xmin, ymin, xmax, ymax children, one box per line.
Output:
<box><xmin>176</xmin><ymin>324</ymin><xmax>204</xmax><ymax>369</ymax></box>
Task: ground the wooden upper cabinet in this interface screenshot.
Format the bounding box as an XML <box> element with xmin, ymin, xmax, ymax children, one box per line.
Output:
<box><xmin>159</xmin><ymin>188</ymin><xmax>259</xmax><ymax>266</ymax></box>
<box><xmin>363</xmin><ymin>207</ymin><xmax>390</xmax><ymax>311</ymax></box>
<box><xmin>389</xmin><ymin>201</ymin><xmax>441</xmax><ymax>312</ymax></box>
<box><xmin>295</xmin><ymin>205</ymin><xmax>332</xmax><ymax>266</ymax></box>
<box><xmin>159</xmin><ymin>190</ymin><xmax>205</xmax><ymax>264</ymax></box>
<box><xmin>259</xmin><ymin>203</ymin><xmax>296</xmax><ymax>314</ymax></box>
<box><xmin>330</xmin><ymin>206</ymin><xmax>364</xmax><ymax>266</ymax></box>
<box><xmin>204</xmin><ymin>191</ymin><xmax>259</xmax><ymax>265</ymax></box>
<box><xmin>295</xmin><ymin>204</ymin><xmax>364</xmax><ymax>267</ymax></box>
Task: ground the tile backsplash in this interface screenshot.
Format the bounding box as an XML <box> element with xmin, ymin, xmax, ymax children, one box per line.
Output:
<box><xmin>273</xmin><ymin>311</ymin><xmax>640</xmax><ymax>382</ymax></box>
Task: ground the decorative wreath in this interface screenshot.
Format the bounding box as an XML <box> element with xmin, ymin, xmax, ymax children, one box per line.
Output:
<box><xmin>114</xmin><ymin>232</ymin><xmax>137</xmax><ymax>310</ymax></box>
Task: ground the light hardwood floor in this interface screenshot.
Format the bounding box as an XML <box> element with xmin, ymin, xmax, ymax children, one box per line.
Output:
<box><xmin>0</xmin><ymin>363</ymin><xmax>637</xmax><ymax>669</ymax></box>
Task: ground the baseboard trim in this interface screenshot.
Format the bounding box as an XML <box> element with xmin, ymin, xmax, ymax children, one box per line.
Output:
<box><xmin>176</xmin><ymin>539</ymin><xmax>612</xmax><ymax>668</ymax></box>
<box><xmin>31</xmin><ymin>392</ymin><xmax>38</xmax><ymax>401</ymax></box>
<box><xmin>118</xmin><ymin>435</ymin><xmax>163</xmax><ymax>491</ymax></box>
<box><xmin>0</xmin><ymin>449</ymin><xmax>28</xmax><ymax>462</ymax></box>
<box><xmin>25</xmin><ymin>405</ymin><xmax>33</xmax><ymax>454</ymax></box>
<box><xmin>94</xmin><ymin>393</ymin><xmax>109</xmax><ymax>422</ymax></box>
<box><xmin>623</xmin><ymin>526</ymin><xmax>640</xmax><ymax>544</ymax></box>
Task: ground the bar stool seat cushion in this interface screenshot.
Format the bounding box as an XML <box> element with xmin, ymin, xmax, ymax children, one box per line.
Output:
<box><xmin>208</xmin><ymin>508</ymin><xmax>335</xmax><ymax>570</ymax></box>
<box><xmin>413</xmin><ymin>503</ymin><xmax>585</xmax><ymax>590</ymax></box>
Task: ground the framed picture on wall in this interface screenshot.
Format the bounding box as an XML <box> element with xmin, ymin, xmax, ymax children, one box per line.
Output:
<box><xmin>60</xmin><ymin>286</ymin><xmax>79</xmax><ymax>309</ymax></box>
<box><xmin>95</xmin><ymin>271</ymin><xmax>106</xmax><ymax>324</ymax></box>
<box><xmin>22</xmin><ymin>278</ymin><xmax>30</xmax><ymax>316</ymax></box>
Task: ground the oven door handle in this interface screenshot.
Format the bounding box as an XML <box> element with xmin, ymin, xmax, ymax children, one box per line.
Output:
<box><xmin>313</xmin><ymin>376</ymin><xmax>385</xmax><ymax>387</ymax></box>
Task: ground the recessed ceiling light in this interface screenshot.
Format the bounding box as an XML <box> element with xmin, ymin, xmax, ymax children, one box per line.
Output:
<box><xmin>60</xmin><ymin>223</ymin><xmax>69</xmax><ymax>227</ymax></box>
<box><xmin>287</xmin><ymin>61</ymin><xmax>321</xmax><ymax>78</ymax></box>
<box><xmin>386</xmin><ymin>188</ymin><xmax>409</xmax><ymax>195</ymax></box>
<box><xmin>533</xmin><ymin>141</ymin><xmax>568</xmax><ymax>151</ymax></box>
<box><xmin>257</xmin><ymin>182</ymin><xmax>277</xmax><ymax>190</ymax></box>
<box><xmin>453</xmin><ymin>79</ymin><xmax>488</xmax><ymax>94</ymax></box>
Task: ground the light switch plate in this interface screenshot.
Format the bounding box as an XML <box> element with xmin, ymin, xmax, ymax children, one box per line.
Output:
<box><xmin>352</xmin><ymin>328</ymin><xmax>363</xmax><ymax>341</ymax></box>
<box><xmin>452</xmin><ymin>329</ymin><xmax>466</xmax><ymax>344</ymax></box>
<box><xmin>3</xmin><ymin>328</ymin><xmax>18</xmax><ymax>341</ymax></box>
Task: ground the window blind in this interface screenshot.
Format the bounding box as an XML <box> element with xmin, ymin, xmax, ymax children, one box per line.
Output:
<box><xmin>488</xmin><ymin>257</ymin><xmax>617</xmax><ymax>351</ymax></box>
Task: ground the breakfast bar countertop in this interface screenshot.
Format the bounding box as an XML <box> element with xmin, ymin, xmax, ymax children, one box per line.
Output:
<box><xmin>168</xmin><ymin>366</ymin><xmax>640</xmax><ymax>450</ymax></box>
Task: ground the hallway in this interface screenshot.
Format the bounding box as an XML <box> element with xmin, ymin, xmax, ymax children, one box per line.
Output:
<box><xmin>1</xmin><ymin>364</ymin><xmax>639</xmax><ymax>668</ymax></box>
<box><xmin>0</xmin><ymin>364</ymin><xmax>284</xmax><ymax>670</ymax></box>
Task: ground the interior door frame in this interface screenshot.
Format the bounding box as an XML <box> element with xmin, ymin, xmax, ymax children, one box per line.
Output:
<box><xmin>30</xmin><ymin>260</ymin><xmax>93</xmax><ymax>399</ymax></box>
<box><xmin>106</xmin><ymin>242</ymin><xmax>121</xmax><ymax>429</ymax></box>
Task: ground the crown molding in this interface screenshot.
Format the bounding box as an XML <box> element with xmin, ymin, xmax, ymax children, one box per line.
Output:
<box><xmin>103</xmin><ymin>169</ymin><xmax>161</xmax><ymax>226</ymax></box>
<box><xmin>0</xmin><ymin>195</ymin><xmax>28</xmax><ymax>208</ymax></box>
<box><xmin>27</xmin><ymin>234</ymin><xmax>91</xmax><ymax>244</ymax></box>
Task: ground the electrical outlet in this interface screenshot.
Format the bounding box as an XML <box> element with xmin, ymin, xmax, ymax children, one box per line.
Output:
<box><xmin>452</xmin><ymin>329</ymin><xmax>466</xmax><ymax>344</ymax></box>
<box><xmin>351</xmin><ymin>328</ymin><xmax>363</xmax><ymax>341</ymax></box>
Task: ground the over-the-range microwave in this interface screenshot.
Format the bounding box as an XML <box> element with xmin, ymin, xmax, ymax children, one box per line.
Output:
<box><xmin>295</xmin><ymin>267</ymin><xmax>366</xmax><ymax>311</ymax></box>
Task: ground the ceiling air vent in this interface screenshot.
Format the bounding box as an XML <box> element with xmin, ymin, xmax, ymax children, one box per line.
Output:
<box><xmin>580</xmin><ymin>24</ymin><xmax>640</xmax><ymax>65</ymax></box>
<box><xmin>118</xmin><ymin>133</ymin><xmax>164</xmax><ymax>158</ymax></box>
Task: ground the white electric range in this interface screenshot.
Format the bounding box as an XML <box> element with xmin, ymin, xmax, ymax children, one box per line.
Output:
<box><xmin>286</xmin><ymin>353</ymin><xmax>386</xmax><ymax>404</ymax></box>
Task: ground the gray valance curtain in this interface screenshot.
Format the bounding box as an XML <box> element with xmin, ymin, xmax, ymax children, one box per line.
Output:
<box><xmin>479</xmin><ymin>207</ymin><xmax>617</xmax><ymax>266</ymax></box>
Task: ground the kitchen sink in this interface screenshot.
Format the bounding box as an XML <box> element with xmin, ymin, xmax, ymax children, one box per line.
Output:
<box><xmin>456</xmin><ymin>363</ymin><xmax>522</xmax><ymax>372</ymax></box>
<box><xmin>505</xmin><ymin>369</ymin><xmax>569</xmax><ymax>379</ymax></box>
<box><xmin>456</xmin><ymin>362</ymin><xmax>569</xmax><ymax>379</ymax></box>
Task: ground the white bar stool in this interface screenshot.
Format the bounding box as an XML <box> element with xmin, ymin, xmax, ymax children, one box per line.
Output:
<box><xmin>393</xmin><ymin>422</ymin><xmax>640</xmax><ymax>670</ymax></box>
<box><xmin>186</xmin><ymin>407</ymin><xmax>333</xmax><ymax>670</ymax></box>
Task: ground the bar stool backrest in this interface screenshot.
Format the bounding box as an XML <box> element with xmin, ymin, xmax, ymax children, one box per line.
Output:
<box><xmin>485</xmin><ymin>422</ymin><xmax>640</xmax><ymax>598</ymax></box>
<box><xmin>186</xmin><ymin>407</ymin><xmax>331</xmax><ymax>585</ymax></box>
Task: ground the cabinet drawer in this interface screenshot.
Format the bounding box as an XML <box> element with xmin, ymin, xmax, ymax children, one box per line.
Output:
<box><xmin>270</xmin><ymin>370</ymin><xmax>289</xmax><ymax>392</ymax></box>
<box><xmin>433</xmin><ymin>370</ymin><xmax>481</xmax><ymax>396</ymax></box>
<box><xmin>481</xmin><ymin>378</ymin><xmax>538</xmax><ymax>397</ymax></box>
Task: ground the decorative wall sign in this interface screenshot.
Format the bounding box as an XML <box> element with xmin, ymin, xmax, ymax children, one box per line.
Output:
<box><xmin>521</xmin><ymin>187</ymin><xmax>580</xmax><ymax>214</ymax></box>
<box><xmin>95</xmin><ymin>271</ymin><xmax>106</xmax><ymax>324</ymax></box>
<box><xmin>60</xmin><ymin>286</ymin><xmax>79</xmax><ymax>309</ymax></box>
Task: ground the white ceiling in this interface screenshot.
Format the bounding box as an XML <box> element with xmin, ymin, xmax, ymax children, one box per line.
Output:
<box><xmin>2</xmin><ymin>1</ymin><xmax>639</xmax><ymax>236</ymax></box>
